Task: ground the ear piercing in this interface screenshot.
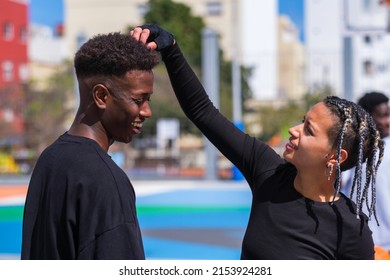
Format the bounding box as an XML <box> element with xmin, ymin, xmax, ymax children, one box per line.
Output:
<box><xmin>327</xmin><ymin>164</ymin><xmax>334</xmax><ymax>181</ymax></box>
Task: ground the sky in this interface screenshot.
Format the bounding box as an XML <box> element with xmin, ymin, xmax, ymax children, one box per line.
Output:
<box><xmin>29</xmin><ymin>0</ymin><xmax>305</xmax><ymax>41</ymax></box>
<box><xmin>279</xmin><ymin>0</ymin><xmax>305</xmax><ymax>42</ymax></box>
<box><xmin>29</xmin><ymin>0</ymin><xmax>64</xmax><ymax>30</ymax></box>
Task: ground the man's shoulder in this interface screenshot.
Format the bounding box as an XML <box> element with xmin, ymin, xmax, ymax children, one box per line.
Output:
<box><xmin>35</xmin><ymin>134</ymin><xmax>114</xmax><ymax>177</ymax></box>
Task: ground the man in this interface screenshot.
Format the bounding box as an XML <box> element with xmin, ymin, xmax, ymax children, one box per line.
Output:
<box><xmin>21</xmin><ymin>33</ymin><xmax>160</xmax><ymax>259</ymax></box>
<box><xmin>343</xmin><ymin>91</ymin><xmax>390</xmax><ymax>259</ymax></box>
<box><xmin>358</xmin><ymin>91</ymin><xmax>389</xmax><ymax>138</ymax></box>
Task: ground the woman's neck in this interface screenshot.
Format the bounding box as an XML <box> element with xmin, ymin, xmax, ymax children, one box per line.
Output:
<box><xmin>294</xmin><ymin>172</ymin><xmax>340</xmax><ymax>202</ymax></box>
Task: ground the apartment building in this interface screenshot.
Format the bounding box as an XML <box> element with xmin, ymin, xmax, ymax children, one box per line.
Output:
<box><xmin>28</xmin><ymin>23</ymin><xmax>68</xmax><ymax>89</ymax></box>
<box><xmin>305</xmin><ymin>0</ymin><xmax>390</xmax><ymax>101</ymax></box>
<box><xmin>0</xmin><ymin>0</ymin><xmax>28</xmax><ymax>141</ymax></box>
<box><xmin>278</xmin><ymin>15</ymin><xmax>306</xmax><ymax>100</ymax></box>
<box><xmin>0</xmin><ymin>0</ymin><xmax>28</xmax><ymax>85</ymax></box>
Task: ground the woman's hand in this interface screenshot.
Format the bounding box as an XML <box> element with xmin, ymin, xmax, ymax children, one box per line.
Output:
<box><xmin>130</xmin><ymin>24</ymin><xmax>175</xmax><ymax>51</ymax></box>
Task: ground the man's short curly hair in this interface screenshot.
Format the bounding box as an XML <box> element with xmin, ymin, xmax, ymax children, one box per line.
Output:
<box><xmin>358</xmin><ymin>91</ymin><xmax>389</xmax><ymax>114</ymax></box>
<box><xmin>74</xmin><ymin>32</ymin><xmax>160</xmax><ymax>78</ymax></box>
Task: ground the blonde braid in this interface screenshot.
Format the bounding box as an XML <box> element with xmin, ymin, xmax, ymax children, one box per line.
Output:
<box><xmin>324</xmin><ymin>96</ymin><xmax>384</xmax><ymax>220</ymax></box>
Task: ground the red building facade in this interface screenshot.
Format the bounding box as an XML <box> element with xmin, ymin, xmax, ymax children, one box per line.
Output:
<box><xmin>0</xmin><ymin>0</ymin><xmax>28</xmax><ymax>84</ymax></box>
<box><xmin>0</xmin><ymin>0</ymin><xmax>28</xmax><ymax>142</ymax></box>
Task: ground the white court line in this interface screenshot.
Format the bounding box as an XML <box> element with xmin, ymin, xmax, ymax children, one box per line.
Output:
<box><xmin>0</xmin><ymin>180</ymin><xmax>249</xmax><ymax>204</ymax></box>
<box><xmin>0</xmin><ymin>254</ymin><xmax>20</xmax><ymax>260</ymax></box>
<box><xmin>134</xmin><ymin>179</ymin><xmax>248</xmax><ymax>196</ymax></box>
<box><xmin>0</xmin><ymin>196</ymin><xmax>26</xmax><ymax>206</ymax></box>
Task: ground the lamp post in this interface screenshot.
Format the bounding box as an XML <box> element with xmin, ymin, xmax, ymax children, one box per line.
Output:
<box><xmin>202</xmin><ymin>28</ymin><xmax>219</xmax><ymax>180</ymax></box>
<box><xmin>231</xmin><ymin>0</ymin><xmax>244</xmax><ymax>180</ymax></box>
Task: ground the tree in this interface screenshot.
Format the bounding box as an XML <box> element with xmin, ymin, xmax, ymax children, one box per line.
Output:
<box><xmin>144</xmin><ymin>0</ymin><xmax>205</xmax><ymax>68</ymax></box>
<box><xmin>135</xmin><ymin>66</ymin><xmax>201</xmax><ymax>136</ymax></box>
<box><xmin>219</xmin><ymin>57</ymin><xmax>253</xmax><ymax>119</ymax></box>
<box><xmin>0</xmin><ymin>83</ymin><xmax>25</xmax><ymax>141</ymax></box>
<box><xmin>256</xmin><ymin>100</ymin><xmax>304</xmax><ymax>141</ymax></box>
<box><xmin>302</xmin><ymin>84</ymin><xmax>334</xmax><ymax>111</ymax></box>
<box><xmin>23</xmin><ymin>61</ymin><xmax>74</xmax><ymax>157</ymax></box>
<box><xmin>255</xmin><ymin>84</ymin><xmax>335</xmax><ymax>141</ymax></box>
<box><xmin>129</xmin><ymin>0</ymin><xmax>252</xmax><ymax>134</ymax></box>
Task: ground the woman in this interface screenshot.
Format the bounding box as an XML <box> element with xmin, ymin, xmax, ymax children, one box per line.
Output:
<box><xmin>131</xmin><ymin>25</ymin><xmax>384</xmax><ymax>259</ymax></box>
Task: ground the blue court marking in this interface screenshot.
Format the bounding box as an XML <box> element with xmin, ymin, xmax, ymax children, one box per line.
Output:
<box><xmin>137</xmin><ymin>187</ymin><xmax>251</xmax><ymax>259</ymax></box>
<box><xmin>143</xmin><ymin>237</ymin><xmax>241</xmax><ymax>260</ymax></box>
<box><xmin>137</xmin><ymin>188</ymin><xmax>251</xmax><ymax>206</ymax></box>
<box><xmin>0</xmin><ymin>220</ymin><xmax>22</xmax><ymax>254</ymax></box>
<box><xmin>138</xmin><ymin>210</ymin><xmax>250</xmax><ymax>228</ymax></box>
<box><xmin>0</xmin><ymin>182</ymin><xmax>252</xmax><ymax>259</ymax></box>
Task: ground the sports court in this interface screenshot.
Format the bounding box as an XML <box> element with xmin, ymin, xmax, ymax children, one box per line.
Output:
<box><xmin>0</xmin><ymin>178</ymin><xmax>251</xmax><ymax>260</ymax></box>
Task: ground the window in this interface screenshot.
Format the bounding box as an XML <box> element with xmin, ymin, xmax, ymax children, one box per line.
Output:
<box><xmin>364</xmin><ymin>35</ymin><xmax>372</xmax><ymax>44</ymax></box>
<box><xmin>19</xmin><ymin>26</ymin><xmax>27</xmax><ymax>43</ymax></box>
<box><xmin>206</xmin><ymin>1</ymin><xmax>222</xmax><ymax>16</ymax></box>
<box><xmin>19</xmin><ymin>63</ymin><xmax>29</xmax><ymax>81</ymax></box>
<box><xmin>363</xmin><ymin>0</ymin><xmax>371</xmax><ymax>10</ymax></box>
<box><xmin>363</xmin><ymin>60</ymin><xmax>374</xmax><ymax>76</ymax></box>
<box><xmin>2</xmin><ymin>109</ymin><xmax>15</xmax><ymax>123</ymax></box>
<box><xmin>3</xmin><ymin>22</ymin><xmax>14</xmax><ymax>40</ymax></box>
<box><xmin>2</xmin><ymin>61</ymin><xmax>14</xmax><ymax>81</ymax></box>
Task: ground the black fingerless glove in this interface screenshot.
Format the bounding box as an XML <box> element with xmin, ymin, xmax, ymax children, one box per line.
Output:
<box><xmin>138</xmin><ymin>24</ymin><xmax>175</xmax><ymax>51</ymax></box>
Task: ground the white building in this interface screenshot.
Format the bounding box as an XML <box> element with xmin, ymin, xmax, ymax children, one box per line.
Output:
<box><xmin>278</xmin><ymin>15</ymin><xmax>306</xmax><ymax>100</ymax></box>
<box><xmin>28</xmin><ymin>24</ymin><xmax>68</xmax><ymax>89</ymax></box>
<box><xmin>241</xmin><ymin>0</ymin><xmax>278</xmax><ymax>100</ymax></box>
<box><xmin>305</xmin><ymin>0</ymin><xmax>390</xmax><ymax>101</ymax></box>
<box><xmin>29</xmin><ymin>24</ymin><xmax>68</xmax><ymax>65</ymax></box>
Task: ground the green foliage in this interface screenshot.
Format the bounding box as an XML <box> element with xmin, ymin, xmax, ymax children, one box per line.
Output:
<box><xmin>257</xmin><ymin>101</ymin><xmax>304</xmax><ymax>140</ymax></box>
<box><xmin>132</xmin><ymin>65</ymin><xmax>200</xmax><ymax>137</ymax></box>
<box><xmin>302</xmin><ymin>84</ymin><xmax>334</xmax><ymax>111</ymax></box>
<box><xmin>144</xmin><ymin>0</ymin><xmax>205</xmax><ymax>68</ymax></box>
<box><xmin>0</xmin><ymin>84</ymin><xmax>24</xmax><ymax>139</ymax></box>
<box><xmin>129</xmin><ymin>0</ymin><xmax>253</xmax><ymax>134</ymax></box>
<box><xmin>219</xmin><ymin>58</ymin><xmax>253</xmax><ymax>119</ymax></box>
<box><xmin>256</xmin><ymin>84</ymin><xmax>336</xmax><ymax>141</ymax></box>
<box><xmin>24</xmin><ymin>61</ymin><xmax>74</xmax><ymax>154</ymax></box>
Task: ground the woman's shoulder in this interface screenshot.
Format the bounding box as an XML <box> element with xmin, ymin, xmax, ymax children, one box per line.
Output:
<box><xmin>337</xmin><ymin>194</ymin><xmax>372</xmax><ymax>227</ymax></box>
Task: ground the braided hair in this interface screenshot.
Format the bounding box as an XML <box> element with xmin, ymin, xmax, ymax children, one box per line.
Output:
<box><xmin>323</xmin><ymin>96</ymin><xmax>385</xmax><ymax>222</ymax></box>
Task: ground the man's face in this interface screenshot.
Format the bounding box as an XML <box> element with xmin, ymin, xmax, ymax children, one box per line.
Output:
<box><xmin>371</xmin><ymin>102</ymin><xmax>390</xmax><ymax>138</ymax></box>
<box><xmin>102</xmin><ymin>70</ymin><xmax>154</xmax><ymax>144</ymax></box>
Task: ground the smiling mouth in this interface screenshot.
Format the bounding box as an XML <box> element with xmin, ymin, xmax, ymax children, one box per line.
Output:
<box><xmin>131</xmin><ymin>121</ymin><xmax>143</xmax><ymax>129</ymax></box>
<box><xmin>286</xmin><ymin>141</ymin><xmax>297</xmax><ymax>150</ymax></box>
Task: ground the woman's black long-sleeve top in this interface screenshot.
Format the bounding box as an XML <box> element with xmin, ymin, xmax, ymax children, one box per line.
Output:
<box><xmin>161</xmin><ymin>44</ymin><xmax>374</xmax><ymax>260</ymax></box>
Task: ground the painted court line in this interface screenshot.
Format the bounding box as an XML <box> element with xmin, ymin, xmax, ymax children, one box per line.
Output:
<box><xmin>0</xmin><ymin>186</ymin><xmax>27</xmax><ymax>206</ymax></box>
<box><xmin>0</xmin><ymin>180</ymin><xmax>250</xmax><ymax>260</ymax></box>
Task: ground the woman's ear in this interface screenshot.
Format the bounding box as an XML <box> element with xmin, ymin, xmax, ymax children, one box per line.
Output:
<box><xmin>327</xmin><ymin>149</ymin><xmax>348</xmax><ymax>165</ymax></box>
<box><xmin>339</xmin><ymin>149</ymin><xmax>348</xmax><ymax>165</ymax></box>
<box><xmin>326</xmin><ymin>149</ymin><xmax>348</xmax><ymax>165</ymax></box>
<box><xmin>92</xmin><ymin>84</ymin><xmax>108</xmax><ymax>109</ymax></box>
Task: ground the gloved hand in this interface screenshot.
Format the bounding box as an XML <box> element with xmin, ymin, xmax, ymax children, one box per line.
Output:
<box><xmin>137</xmin><ymin>24</ymin><xmax>175</xmax><ymax>51</ymax></box>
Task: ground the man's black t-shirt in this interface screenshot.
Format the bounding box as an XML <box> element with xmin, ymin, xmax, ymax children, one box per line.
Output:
<box><xmin>21</xmin><ymin>133</ymin><xmax>145</xmax><ymax>259</ymax></box>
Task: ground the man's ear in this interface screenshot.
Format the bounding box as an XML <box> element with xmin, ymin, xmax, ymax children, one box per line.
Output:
<box><xmin>92</xmin><ymin>84</ymin><xmax>108</xmax><ymax>109</ymax></box>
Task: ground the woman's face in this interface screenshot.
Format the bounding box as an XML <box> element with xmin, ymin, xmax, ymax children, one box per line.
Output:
<box><xmin>283</xmin><ymin>102</ymin><xmax>336</xmax><ymax>170</ymax></box>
